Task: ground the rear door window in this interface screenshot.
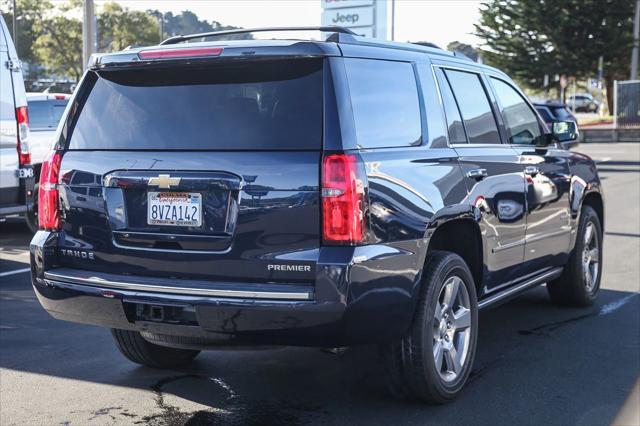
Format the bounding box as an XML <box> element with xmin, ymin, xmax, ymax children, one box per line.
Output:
<box><xmin>444</xmin><ymin>69</ymin><xmax>501</xmax><ymax>144</ymax></box>
<box><xmin>68</xmin><ymin>59</ymin><xmax>323</xmax><ymax>150</ymax></box>
<box><xmin>435</xmin><ymin>68</ymin><xmax>466</xmax><ymax>144</ymax></box>
<box><xmin>344</xmin><ymin>58</ymin><xmax>422</xmax><ymax>148</ymax></box>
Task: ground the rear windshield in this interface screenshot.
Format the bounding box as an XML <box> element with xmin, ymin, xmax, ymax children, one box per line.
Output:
<box><xmin>29</xmin><ymin>99</ymin><xmax>68</xmax><ymax>129</ymax></box>
<box><xmin>550</xmin><ymin>106</ymin><xmax>573</xmax><ymax>120</ymax></box>
<box><xmin>68</xmin><ymin>59</ymin><xmax>323</xmax><ymax>150</ymax></box>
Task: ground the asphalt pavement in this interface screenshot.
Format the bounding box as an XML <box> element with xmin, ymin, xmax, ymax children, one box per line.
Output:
<box><xmin>1</xmin><ymin>143</ymin><xmax>638</xmax><ymax>426</ymax></box>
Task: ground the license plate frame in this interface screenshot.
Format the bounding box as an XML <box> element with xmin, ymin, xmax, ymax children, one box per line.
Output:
<box><xmin>147</xmin><ymin>191</ymin><xmax>202</xmax><ymax>227</ymax></box>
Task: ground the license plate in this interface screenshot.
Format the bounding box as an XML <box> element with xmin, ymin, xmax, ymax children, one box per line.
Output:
<box><xmin>147</xmin><ymin>192</ymin><xmax>202</xmax><ymax>227</ymax></box>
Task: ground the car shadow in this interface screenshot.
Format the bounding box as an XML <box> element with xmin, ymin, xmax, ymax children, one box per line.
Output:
<box><xmin>1</xmin><ymin>282</ymin><xmax>638</xmax><ymax>425</ymax></box>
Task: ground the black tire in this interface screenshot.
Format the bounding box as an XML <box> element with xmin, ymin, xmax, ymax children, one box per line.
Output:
<box><xmin>111</xmin><ymin>329</ymin><xmax>200</xmax><ymax>368</ymax></box>
<box><xmin>547</xmin><ymin>205</ymin><xmax>603</xmax><ymax>306</ymax></box>
<box><xmin>381</xmin><ymin>251</ymin><xmax>478</xmax><ymax>404</ymax></box>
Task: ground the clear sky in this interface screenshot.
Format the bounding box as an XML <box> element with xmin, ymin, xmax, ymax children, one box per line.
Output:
<box><xmin>100</xmin><ymin>0</ymin><xmax>483</xmax><ymax>48</ymax></box>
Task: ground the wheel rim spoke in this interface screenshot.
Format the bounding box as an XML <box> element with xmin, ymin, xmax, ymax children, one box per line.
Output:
<box><xmin>434</xmin><ymin>302</ymin><xmax>443</xmax><ymax>322</ymax></box>
<box><xmin>588</xmin><ymin>248</ymin><xmax>599</xmax><ymax>262</ymax></box>
<box><xmin>433</xmin><ymin>341</ymin><xmax>444</xmax><ymax>371</ymax></box>
<box><xmin>443</xmin><ymin>277</ymin><xmax>460</xmax><ymax>308</ymax></box>
<box><xmin>584</xmin><ymin>223</ymin><xmax>594</xmax><ymax>246</ymax></box>
<box><xmin>445</xmin><ymin>345</ymin><xmax>462</xmax><ymax>375</ymax></box>
<box><xmin>453</xmin><ymin>307</ymin><xmax>471</xmax><ymax>330</ymax></box>
<box><xmin>585</xmin><ymin>266</ymin><xmax>593</xmax><ymax>288</ymax></box>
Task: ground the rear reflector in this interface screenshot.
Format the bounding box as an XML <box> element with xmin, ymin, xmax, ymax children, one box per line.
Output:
<box><xmin>138</xmin><ymin>47</ymin><xmax>224</xmax><ymax>60</ymax></box>
<box><xmin>15</xmin><ymin>106</ymin><xmax>30</xmax><ymax>166</ymax></box>
<box><xmin>322</xmin><ymin>154</ymin><xmax>365</xmax><ymax>245</ymax></box>
<box><xmin>39</xmin><ymin>151</ymin><xmax>63</xmax><ymax>231</ymax></box>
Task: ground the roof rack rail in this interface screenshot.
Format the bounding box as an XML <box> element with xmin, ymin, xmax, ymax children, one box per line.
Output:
<box><xmin>412</xmin><ymin>41</ymin><xmax>442</xmax><ymax>50</ymax></box>
<box><xmin>160</xmin><ymin>26</ymin><xmax>358</xmax><ymax>45</ymax></box>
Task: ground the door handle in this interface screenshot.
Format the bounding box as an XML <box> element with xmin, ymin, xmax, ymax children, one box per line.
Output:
<box><xmin>524</xmin><ymin>166</ymin><xmax>539</xmax><ymax>176</ymax></box>
<box><xmin>467</xmin><ymin>168</ymin><xmax>488</xmax><ymax>180</ymax></box>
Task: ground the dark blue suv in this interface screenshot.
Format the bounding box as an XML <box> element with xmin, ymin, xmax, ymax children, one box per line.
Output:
<box><xmin>30</xmin><ymin>27</ymin><xmax>604</xmax><ymax>403</ymax></box>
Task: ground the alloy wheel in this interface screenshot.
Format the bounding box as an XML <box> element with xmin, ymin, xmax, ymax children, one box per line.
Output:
<box><xmin>582</xmin><ymin>222</ymin><xmax>599</xmax><ymax>292</ymax></box>
<box><xmin>432</xmin><ymin>276</ymin><xmax>472</xmax><ymax>383</ymax></box>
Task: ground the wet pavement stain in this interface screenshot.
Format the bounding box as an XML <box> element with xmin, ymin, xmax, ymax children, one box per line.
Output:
<box><xmin>140</xmin><ymin>374</ymin><xmax>329</xmax><ymax>426</ymax></box>
<box><xmin>88</xmin><ymin>406</ymin><xmax>123</xmax><ymax>421</ymax></box>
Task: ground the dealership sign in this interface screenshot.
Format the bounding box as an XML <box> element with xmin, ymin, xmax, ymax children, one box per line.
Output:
<box><xmin>321</xmin><ymin>0</ymin><xmax>373</xmax><ymax>9</ymax></box>
<box><xmin>320</xmin><ymin>0</ymin><xmax>387</xmax><ymax>39</ymax></box>
<box><xmin>322</xmin><ymin>7</ymin><xmax>373</xmax><ymax>27</ymax></box>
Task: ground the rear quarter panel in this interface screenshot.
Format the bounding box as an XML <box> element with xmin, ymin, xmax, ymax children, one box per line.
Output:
<box><xmin>566</xmin><ymin>150</ymin><xmax>603</xmax><ymax>245</ymax></box>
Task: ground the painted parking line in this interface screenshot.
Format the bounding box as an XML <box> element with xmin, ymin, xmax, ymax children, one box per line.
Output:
<box><xmin>0</xmin><ymin>268</ymin><xmax>31</xmax><ymax>278</ymax></box>
<box><xmin>599</xmin><ymin>293</ymin><xmax>639</xmax><ymax>316</ymax></box>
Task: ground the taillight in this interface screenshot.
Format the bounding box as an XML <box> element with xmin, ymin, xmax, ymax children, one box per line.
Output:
<box><xmin>16</xmin><ymin>106</ymin><xmax>30</xmax><ymax>165</ymax></box>
<box><xmin>38</xmin><ymin>151</ymin><xmax>63</xmax><ymax>231</ymax></box>
<box><xmin>322</xmin><ymin>153</ymin><xmax>366</xmax><ymax>245</ymax></box>
<box><xmin>138</xmin><ymin>47</ymin><xmax>223</xmax><ymax>60</ymax></box>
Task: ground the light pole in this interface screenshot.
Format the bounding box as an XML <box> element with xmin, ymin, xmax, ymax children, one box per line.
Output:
<box><xmin>390</xmin><ymin>0</ymin><xmax>395</xmax><ymax>41</ymax></box>
<box><xmin>12</xmin><ymin>0</ymin><xmax>17</xmax><ymax>51</ymax></box>
<box><xmin>82</xmin><ymin>0</ymin><xmax>96</xmax><ymax>72</ymax></box>
<box><xmin>631</xmin><ymin>0</ymin><xmax>639</xmax><ymax>80</ymax></box>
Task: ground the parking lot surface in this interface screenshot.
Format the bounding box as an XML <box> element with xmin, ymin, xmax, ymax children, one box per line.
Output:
<box><xmin>1</xmin><ymin>143</ymin><xmax>639</xmax><ymax>426</ymax></box>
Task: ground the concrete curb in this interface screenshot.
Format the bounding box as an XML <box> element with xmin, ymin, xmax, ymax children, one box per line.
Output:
<box><xmin>579</xmin><ymin>128</ymin><xmax>640</xmax><ymax>143</ymax></box>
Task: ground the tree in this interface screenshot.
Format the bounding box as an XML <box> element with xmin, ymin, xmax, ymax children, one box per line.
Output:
<box><xmin>475</xmin><ymin>0</ymin><xmax>635</xmax><ymax>109</ymax></box>
<box><xmin>31</xmin><ymin>1</ymin><xmax>84</xmax><ymax>81</ymax></box>
<box><xmin>150</xmin><ymin>9</ymin><xmax>251</xmax><ymax>42</ymax></box>
<box><xmin>97</xmin><ymin>2</ymin><xmax>159</xmax><ymax>51</ymax></box>
<box><xmin>0</xmin><ymin>0</ymin><xmax>52</xmax><ymax>76</ymax></box>
<box><xmin>447</xmin><ymin>41</ymin><xmax>479</xmax><ymax>62</ymax></box>
<box><xmin>2</xmin><ymin>1</ymin><xmax>248</xmax><ymax>81</ymax></box>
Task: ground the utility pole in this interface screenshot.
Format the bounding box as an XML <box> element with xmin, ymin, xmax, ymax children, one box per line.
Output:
<box><xmin>12</xmin><ymin>0</ymin><xmax>17</xmax><ymax>52</ymax></box>
<box><xmin>631</xmin><ymin>0</ymin><xmax>640</xmax><ymax>80</ymax></box>
<box><xmin>390</xmin><ymin>0</ymin><xmax>395</xmax><ymax>41</ymax></box>
<box><xmin>82</xmin><ymin>0</ymin><xmax>96</xmax><ymax>72</ymax></box>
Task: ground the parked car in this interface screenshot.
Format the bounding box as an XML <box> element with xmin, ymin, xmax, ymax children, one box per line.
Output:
<box><xmin>567</xmin><ymin>93</ymin><xmax>599</xmax><ymax>112</ymax></box>
<box><xmin>534</xmin><ymin>101</ymin><xmax>579</xmax><ymax>148</ymax></box>
<box><xmin>0</xmin><ymin>16</ymin><xmax>34</xmax><ymax>224</ymax></box>
<box><xmin>30</xmin><ymin>27</ymin><xmax>603</xmax><ymax>404</ymax></box>
<box><xmin>25</xmin><ymin>93</ymin><xmax>70</xmax><ymax>232</ymax></box>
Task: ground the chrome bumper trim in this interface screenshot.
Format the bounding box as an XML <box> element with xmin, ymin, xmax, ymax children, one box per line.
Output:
<box><xmin>44</xmin><ymin>270</ymin><xmax>312</xmax><ymax>301</ymax></box>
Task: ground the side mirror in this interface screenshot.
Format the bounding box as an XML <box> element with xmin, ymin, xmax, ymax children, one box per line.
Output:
<box><xmin>552</xmin><ymin>121</ymin><xmax>578</xmax><ymax>143</ymax></box>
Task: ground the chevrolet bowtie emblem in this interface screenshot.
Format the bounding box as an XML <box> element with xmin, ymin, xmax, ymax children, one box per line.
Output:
<box><xmin>148</xmin><ymin>174</ymin><xmax>181</xmax><ymax>189</ymax></box>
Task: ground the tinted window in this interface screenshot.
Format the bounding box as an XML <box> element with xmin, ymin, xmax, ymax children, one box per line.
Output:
<box><xmin>535</xmin><ymin>107</ymin><xmax>552</xmax><ymax>122</ymax></box>
<box><xmin>28</xmin><ymin>100</ymin><xmax>69</xmax><ymax>129</ymax></box>
<box><xmin>445</xmin><ymin>70</ymin><xmax>500</xmax><ymax>144</ymax></box>
<box><xmin>345</xmin><ymin>58</ymin><xmax>421</xmax><ymax>148</ymax></box>
<box><xmin>491</xmin><ymin>78</ymin><xmax>541</xmax><ymax>145</ymax></box>
<box><xmin>550</xmin><ymin>106</ymin><xmax>573</xmax><ymax>120</ymax></box>
<box><xmin>68</xmin><ymin>59</ymin><xmax>323</xmax><ymax>150</ymax></box>
<box><xmin>435</xmin><ymin>69</ymin><xmax>466</xmax><ymax>144</ymax></box>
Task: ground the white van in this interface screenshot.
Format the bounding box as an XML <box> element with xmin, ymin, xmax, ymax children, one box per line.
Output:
<box><xmin>0</xmin><ymin>16</ymin><xmax>34</xmax><ymax>229</ymax></box>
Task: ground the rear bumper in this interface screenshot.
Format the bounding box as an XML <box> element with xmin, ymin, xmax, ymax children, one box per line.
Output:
<box><xmin>31</xmin><ymin>231</ymin><xmax>427</xmax><ymax>347</ymax></box>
